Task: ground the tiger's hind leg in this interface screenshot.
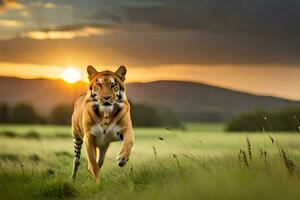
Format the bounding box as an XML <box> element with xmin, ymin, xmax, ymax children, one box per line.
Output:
<box><xmin>72</xmin><ymin>137</ymin><xmax>83</xmax><ymax>179</ymax></box>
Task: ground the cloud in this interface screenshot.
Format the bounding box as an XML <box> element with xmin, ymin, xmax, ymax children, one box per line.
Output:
<box><xmin>0</xmin><ymin>19</ymin><xmax>22</xmax><ymax>27</ymax></box>
<box><xmin>0</xmin><ymin>0</ymin><xmax>24</xmax><ymax>11</ymax></box>
<box><xmin>0</xmin><ymin>0</ymin><xmax>299</xmax><ymax>67</ymax></box>
<box><xmin>4</xmin><ymin>0</ymin><xmax>300</xmax><ymax>40</ymax></box>
<box><xmin>20</xmin><ymin>25</ymin><xmax>113</xmax><ymax>40</ymax></box>
<box><xmin>95</xmin><ymin>0</ymin><xmax>300</xmax><ymax>38</ymax></box>
<box><xmin>28</xmin><ymin>1</ymin><xmax>57</xmax><ymax>9</ymax></box>
<box><xmin>1</xmin><ymin>30</ymin><xmax>299</xmax><ymax>67</ymax></box>
<box><xmin>44</xmin><ymin>3</ymin><xmax>56</xmax><ymax>9</ymax></box>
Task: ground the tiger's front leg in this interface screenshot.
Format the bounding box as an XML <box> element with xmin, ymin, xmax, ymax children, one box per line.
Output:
<box><xmin>84</xmin><ymin>135</ymin><xmax>100</xmax><ymax>180</ymax></box>
<box><xmin>116</xmin><ymin>126</ymin><xmax>134</xmax><ymax>167</ymax></box>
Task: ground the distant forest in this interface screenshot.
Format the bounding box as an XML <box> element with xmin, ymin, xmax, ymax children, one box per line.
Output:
<box><xmin>226</xmin><ymin>107</ymin><xmax>300</xmax><ymax>132</ymax></box>
<box><xmin>0</xmin><ymin>102</ymin><xmax>183</xmax><ymax>128</ymax></box>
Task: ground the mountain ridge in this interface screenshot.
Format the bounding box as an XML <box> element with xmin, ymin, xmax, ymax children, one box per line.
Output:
<box><xmin>128</xmin><ymin>79</ymin><xmax>297</xmax><ymax>101</ymax></box>
<box><xmin>0</xmin><ymin>76</ymin><xmax>299</xmax><ymax>121</ymax></box>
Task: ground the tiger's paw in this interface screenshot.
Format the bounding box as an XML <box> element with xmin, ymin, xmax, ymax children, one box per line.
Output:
<box><xmin>116</xmin><ymin>156</ymin><xmax>129</xmax><ymax>167</ymax></box>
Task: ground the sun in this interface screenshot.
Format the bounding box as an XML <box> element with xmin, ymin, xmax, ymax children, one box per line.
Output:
<box><xmin>61</xmin><ymin>67</ymin><xmax>81</xmax><ymax>84</ymax></box>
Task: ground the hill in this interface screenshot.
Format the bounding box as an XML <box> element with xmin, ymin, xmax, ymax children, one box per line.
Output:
<box><xmin>127</xmin><ymin>81</ymin><xmax>300</xmax><ymax>121</ymax></box>
<box><xmin>0</xmin><ymin>77</ymin><xmax>299</xmax><ymax>121</ymax></box>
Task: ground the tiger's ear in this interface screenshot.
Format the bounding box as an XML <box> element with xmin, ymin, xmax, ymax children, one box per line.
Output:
<box><xmin>115</xmin><ymin>65</ymin><xmax>127</xmax><ymax>81</ymax></box>
<box><xmin>87</xmin><ymin>65</ymin><xmax>98</xmax><ymax>81</ymax></box>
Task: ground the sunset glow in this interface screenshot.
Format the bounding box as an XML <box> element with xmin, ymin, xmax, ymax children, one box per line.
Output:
<box><xmin>61</xmin><ymin>67</ymin><xmax>81</xmax><ymax>84</ymax></box>
<box><xmin>0</xmin><ymin>63</ymin><xmax>299</xmax><ymax>100</ymax></box>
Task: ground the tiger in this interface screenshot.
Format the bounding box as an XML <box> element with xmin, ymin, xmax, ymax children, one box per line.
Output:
<box><xmin>71</xmin><ymin>65</ymin><xmax>134</xmax><ymax>180</ymax></box>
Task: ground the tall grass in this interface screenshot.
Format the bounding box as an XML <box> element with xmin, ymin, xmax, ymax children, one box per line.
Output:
<box><xmin>0</xmin><ymin>124</ymin><xmax>299</xmax><ymax>200</ymax></box>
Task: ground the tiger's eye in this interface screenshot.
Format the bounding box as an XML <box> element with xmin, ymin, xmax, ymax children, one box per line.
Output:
<box><xmin>94</xmin><ymin>84</ymin><xmax>101</xmax><ymax>92</ymax></box>
<box><xmin>113</xmin><ymin>85</ymin><xmax>119</xmax><ymax>91</ymax></box>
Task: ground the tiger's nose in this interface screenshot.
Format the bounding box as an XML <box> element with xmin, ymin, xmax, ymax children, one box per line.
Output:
<box><xmin>103</xmin><ymin>96</ymin><xmax>111</xmax><ymax>101</ymax></box>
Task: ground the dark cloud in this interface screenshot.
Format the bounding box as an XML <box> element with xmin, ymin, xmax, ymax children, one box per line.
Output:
<box><xmin>1</xmin><ymin>30</ymin><xmax>300</xmax><ymax>67</ymax></box>
<box><xmin>95</xmin><ymin>0</ymin><xmax>300</xmax><ymax>38</ymax></box>
<box><xmin>0</xmin><ymin>0</ymin><xmax>300</xmax><ymax>67</ymax></box>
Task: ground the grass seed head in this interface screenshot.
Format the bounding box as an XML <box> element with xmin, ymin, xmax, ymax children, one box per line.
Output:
<box><xmin>152</xmin><ymin>146</ymin><xmax>157</xmax><ymax>156</ymax></box>
<box><xmin>246</xmin><ymin>137</ymin><xmax>252</xmax><ymax>161</ymax></box>
<box><xmin>269</xmin><ymin>135</ymin><xmax>275</xmax><ymax>144</ymax></box>
<box><xmin>241</xmin><ymin>150</ymin><xmax>249</xmax><ymax>167</ymax></box>
<box><xmin>281</xmin><ymin>148</ymin><xmax>296</xmax><ymax>175</ymax></box>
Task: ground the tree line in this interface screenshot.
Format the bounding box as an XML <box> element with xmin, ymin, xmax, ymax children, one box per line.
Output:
<box><xmin>0</xmin><ymin>102</ymin><xmax>183</xmax><ymax>128</ymax></box>
<box><xmin>226</xmin><ymin>107</ymin><xmax>300</xmax><ymax>132</ymax></box>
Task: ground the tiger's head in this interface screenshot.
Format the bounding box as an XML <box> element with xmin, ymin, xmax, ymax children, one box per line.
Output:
<box><xmin>87</xmin><ymin>65</ymin><xmax>127</xmax><ymax>107</ymax></box>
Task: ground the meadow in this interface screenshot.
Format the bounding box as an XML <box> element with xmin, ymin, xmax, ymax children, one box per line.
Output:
<box><xmin>0</xmin><ymin>123</ymin><xmax>300</xmax><ymax>200</ymax></box>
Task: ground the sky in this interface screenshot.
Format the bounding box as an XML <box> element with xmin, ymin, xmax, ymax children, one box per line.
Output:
<box><xmin>0</xmin><ymin>0</ymin><xmax>300</xmax><ymax>99</ymax></box>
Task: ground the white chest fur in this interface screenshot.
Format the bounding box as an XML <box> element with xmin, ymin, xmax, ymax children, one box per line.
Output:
<box><xmin>91</xmin><ymin>124</ymin><xmax>123</xmax><ymax>146</ymax></box>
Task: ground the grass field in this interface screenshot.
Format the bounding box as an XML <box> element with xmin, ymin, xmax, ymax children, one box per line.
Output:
<box><xmin>1</xmin><ymin>123</ymin><xmax>300</xmax><ymax>200</ymax></box>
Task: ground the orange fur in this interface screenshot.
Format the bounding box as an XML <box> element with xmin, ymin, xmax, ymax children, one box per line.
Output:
<box><xmin>71</xmin><ymin>66</ymin><xmax>134</xmax><ymax>180</ymax></box>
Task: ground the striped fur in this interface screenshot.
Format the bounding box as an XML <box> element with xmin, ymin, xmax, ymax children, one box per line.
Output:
<box><xmin>71</xmin><ymin>138</ymin><xmax>83</xmax><ymax>179</ymax></box>
<box><xmin>73</xmin><ymin>138</ymin><xmax>83</xmax><ymax>158</ymax></box>
<box><xmin>71</xmin><ymin>65</ymin><xmax>134</xmax><ymax>181</ymax></box>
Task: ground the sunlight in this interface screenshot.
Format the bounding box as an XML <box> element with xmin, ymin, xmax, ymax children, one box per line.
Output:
<box><xmin>61</xmin><ymin>67</ymin><xmax>81</xmax><ymax>84</ymax></box>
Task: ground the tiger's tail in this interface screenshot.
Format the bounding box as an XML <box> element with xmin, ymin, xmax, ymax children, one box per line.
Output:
<box><xmin>71</xmin><ymin>137</ymin><xmax>83</xmax><ymax>179</ymax></box>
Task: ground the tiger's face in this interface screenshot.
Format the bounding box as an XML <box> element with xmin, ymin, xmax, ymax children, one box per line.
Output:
<box><xmin>91</xmin><ymin>75</ymin><xmax>123</xmax><ymax>106</ymax></box>
<box><xmin>87</xmin><ymin>65</ymin><xmax>127</xmax><ymax>107</ymax></box>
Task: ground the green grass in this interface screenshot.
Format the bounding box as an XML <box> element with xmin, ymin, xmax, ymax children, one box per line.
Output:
<box><xmin>0</xmin><ymin>123</ymin><xmax>300</xmax><ymax>200</ymax></box>
<box><xmin>0</xmin><ymin>124</ymin><xmax>71</xmax><ymax>137</ymax></box>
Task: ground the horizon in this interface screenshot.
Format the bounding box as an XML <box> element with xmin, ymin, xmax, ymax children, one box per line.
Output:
<box><xmin>0</xmin><ymin>72</ymin><xmax>299</xmax><ymax>102</ymax></box>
